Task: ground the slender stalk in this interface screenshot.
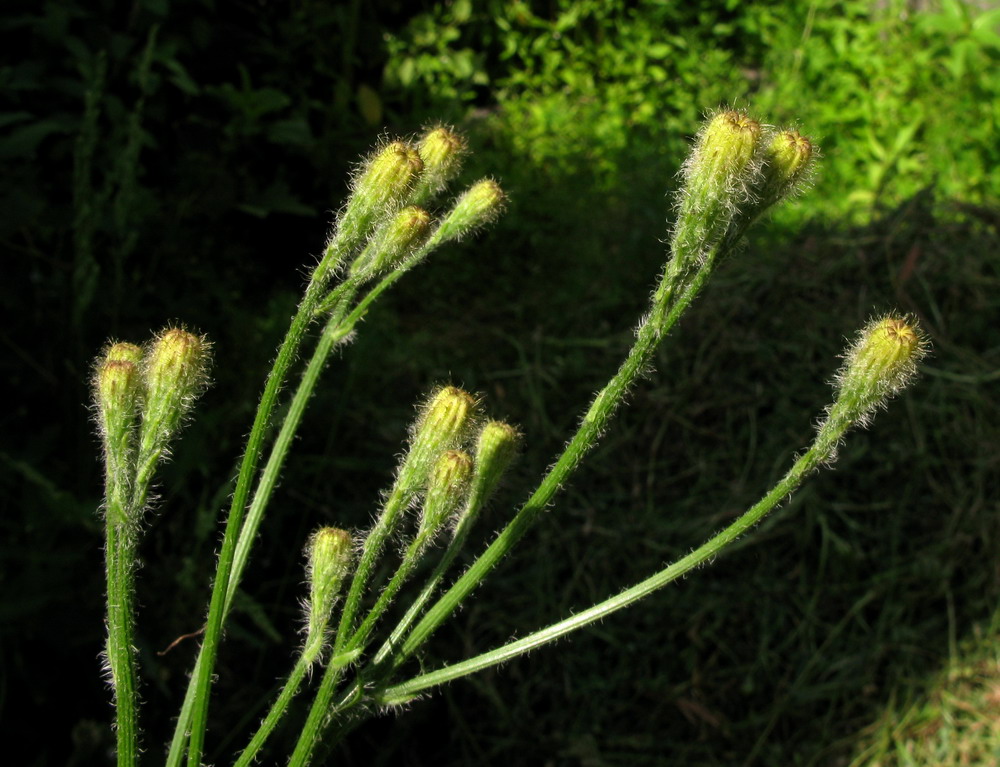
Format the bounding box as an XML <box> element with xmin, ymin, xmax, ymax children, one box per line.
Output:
<box><xmin>377</xmin><ymin>425</ymin><xmax>844</xmax><ymax>705</ymax></box>
<box><xmin>345</xmin><ymin>532</ymin><xmax>429</xmax><ymax>655</ymax></box>
<box><xmin>233</xmin><ymin>654</ymin><xmax>312</xmax><ymax>767</ymax></box>
<box><xmin>183</xmin><ymin>248</ymin><xmax>342</xmax><ymax>767</ymax></box>
<box><xmin>287</xmin><ymin>250</ymin><xmax>722</xmax><ymax>765</ymax></box>
<box><xmin>103</xmin><ymin>421</ymin><xmax>139</xmax><ymax>766</ymax></box>
<box><xmin>289</xmin><ymin>484</ymin><xmax>413</xmax><ymax>766</ymax></box>
<box><xmin>165</xmin><ymin>285</ymin><xmax>355</xmax><ymax>767</ymax></box>
<box><xmin>370</xmin><ymin>479</ymin><xmax>493</xmax><ymax>669</ymax></box>
<box><xmin>370</xmin><ymin>528</ymin><xmax>465</xmax><ymax>668</ymax></box>
<box><xmin>168</xmin><ymin>262</ymin><xmax>413</xmax><ymax>766</ymax></box>
<box><xmin>390</xmin><ymin>254</ymin><xmax>717</xmax><ymax>669</ymax></box>
<box><xmin>105</xmin><ymin>521</ymin><xmax>139</xmax><ymax>767</ymax></box>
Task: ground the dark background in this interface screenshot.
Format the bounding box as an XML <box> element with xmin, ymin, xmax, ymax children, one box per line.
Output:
<box><xmin>3</xmin><ymin>1</ymin><xmax>999</xmax><ymax>764</ymax></box>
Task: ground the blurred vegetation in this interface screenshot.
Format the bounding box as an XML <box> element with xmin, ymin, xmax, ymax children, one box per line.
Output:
<box><xmin>2</xmin><ymin>0</ymin><xmax>997</xmax><ymax>765</ymax></box>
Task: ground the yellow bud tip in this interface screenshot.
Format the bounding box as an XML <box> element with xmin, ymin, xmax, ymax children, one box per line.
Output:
<box><xmin>149</xmin><ymin>328</ymin><xmax>206</xmax><ymax>380</ymax></box>
<box><xmin>469</xmin><ymin>179</ymin><xmax>505</xmax><ymax>207</ymax></box>
<box><xmin>769</xmin><ymin>130</ymin><xmax>813</xmax><ymax>181</ymax></box>
<box><xmin>717</xmin><ymin>110</ymin><xmax>760</xmax><ymax>135</ymax></box>
<box><xmin>371</xmin><ymin>141</ymin><xmax>423</xmax><ymax>181</ymax></box>
<box><xmin>418</xmin><ymin>126</ymin><xmax>467</xmax><ymax>170</ymax></box>
<box><xmin>308</xmin><ymin>527</ymin><xmax>354</xmax><ymax>575</ymax></box>
<box><xmin>98</xmin><ymin>359</ymin><xmax>139</xmax><ymax>404</ymax></box>
<box><xmin>691</xmin><ymin>109</ymin><xmax>763</xmax><ymax>185</ymax></box>
<box><xmin>865</xmin><ymin>316</ymin><xmax>922</xmax><ymax>371</ymax></box>
<box><xmin>105</xmin><ymin>342</ymin><xmax>143</xmax><ymax>365</ymax></box>
<box><xmin>399</xmin><ymin>205</ymin><xmax>432</xmax><ymax>231</ymax></box>
<box><xmin>431</xmin><ymin>449</ymin><xmax>474</xmax><ymax>487</ymax></box>
<box><xmin>423</xmin><ymin>385</ymin><xmax>476</xmax><ymax>431</ymax></box>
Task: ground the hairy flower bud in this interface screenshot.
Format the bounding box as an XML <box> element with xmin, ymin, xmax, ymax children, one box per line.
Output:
<box><xmin>419</xmin><ymin>450</ymin><xmax>473</xmax><ymax>539</ymax></box>
<box><xmin>398</xmin><ymin>386</ymin><xmax>477</xmax><ymax>496</ymax></box>
<box><xmin>410</xmin><ymin>126</ymin><xmax>467</xmax><ymax>206</ymax></box>
<box><xmin>138</xmin><ymin>328</ymin><xmax>210</xmax><ymax>469</ymax></box>
<box><xmin>469</xmin><ymin>420</ymin><xmax>520</xmax><ymax>508</ymax></box>
<box><xmin>826</xmin><ymin>314</ymin><xmax>928</xmax><ymax>432</ymax></box>
<box><xmin>96</xmin><ymin>343</ymin><xmax>143</xmax><ymax>430</ymax></box>
<box><xmin>337</xmin><ymin>141</ymin><xmax>423</xmax><ymax>254</ymax></box>
<box><xmin>93</xmin><ymin>342</ymin><xmax>145</xmax><ymax>526</ymax></box>
<box><xmin>350</xmin><ymin>205</ymin><xmax>433</xmax><ymax>278</ymax></box>
<box><xmin>305</xmin><ymin>527</ymin><xmax>354</xmax><ymax>652</ymax></box>
<box><xmin>671</xmin><ymin>109</ymin><xmax>764</xmax><ymax>268</ymax></box>
<box><xmin>753</xmin><ymin>129</ymin><xmax>815</xmax><ymax>212</ymax></box>
<box><xmin>428</xmin><ymin>179</ymin><xmax>506</xmax><ymax>247</ymax></box>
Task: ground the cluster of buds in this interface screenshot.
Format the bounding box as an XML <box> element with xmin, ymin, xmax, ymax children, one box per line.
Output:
<box><xmin>327</xmin><ymin>127</ymin><xmax>505</xmax><ymax>290</ymax></box>
<box><xmin>670</xmin><ymin>108</ymin><xmax>816</xmax><ymax>272</ymax></box>
<box><xmin>391</xmin><ymin>387</ymin><xmax>520</xmax><ymax>542</ymax></box>
<box><xmin>92</xmin><ymin>326</ymin><xmax>211</xmax><ymax>526</ymax></box>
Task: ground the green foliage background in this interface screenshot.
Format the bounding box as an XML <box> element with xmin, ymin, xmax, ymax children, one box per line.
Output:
<box><xmin>2</xmin><ymin>0</ymin><xmax>998</xmax><ymax>764</ymax></box>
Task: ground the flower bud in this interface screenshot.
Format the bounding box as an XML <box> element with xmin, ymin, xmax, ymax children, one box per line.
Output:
<box><xmin>107</xmin><ymin>341</ymin><xmax>144</xmax><ymax>365</ymax></box>
<box><xmin>671</xmin><ymin>110</ymin><xmax>764</xmax><ymax>267</ymax></box>
<box><xmin>95</xmin><ymin>343</ymin><xmax>143</xmax><ymax>448</ymax></box>
<box><xmin>427</xmin><ymin>179</ymin><xmax>506</xmax><ymax>248</ymax></box>
<box><xmin>419</xmin><ymin>450</ymin><xmax>473</xmax><ymax>539</ymax></box>
<box><xmin>398</xmin><ymin>386</ymin><xmax>477</xmax><ymax>495</ymax></box>
<box><xmin>305</xmin><ymin>527</ymin><xmax>354</xmax><ymax>650</ymax></box>
<box><xmin>753</xmin><ymin>129</ymin><xmax>815</xmax><ymax>212</ymax></box>
<box><xmin>349</xmin><ymin>205</ymin><xmax>433</xmax><ymax>278</ymax></box>
<box><xmin>409</xmin><ymin>126</ymin><xmax>467</xmax><ymax>205</ymax></box>
<box><xmin>337</xmin><ymin>141</ymin><xmax>423</xmax><ymax>254</ymax></box>
<box><xmin>96</xmin><ymin>343</ymin><xmax>143</xmax><ymax>419</ymax></box>
<box><xmin>139</xmin><ymin>328</ymin><xmax>210</xmax><ymax>462</ymax></box>
<box><xmin>695</xmin><ymin>110</ymin><xmax>763</xmax><ymax>188</ymax></box>
<box><xmin>468</xmin><ymin>420</ymin><xmax>520</xmax><ymax>509</ymax></box>
<box><xmin>827</xmin><ymin>314</ymin><xmax>927</xmax><ymax>430</ymax></box>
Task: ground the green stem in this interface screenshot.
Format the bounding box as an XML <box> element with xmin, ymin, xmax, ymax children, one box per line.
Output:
<box><xmin>105</xmin><ymin>520</ymin><xmax>139</xmax><ymax>767</ymax></box>
<box><xmin>287</xmin><ymin>250</ymin><xmax>722</xmax><ymax>764</ymax></box>
<box><xmin>346</xmin><ymin>533</ymin><xmax>429</xmax><ymax>655</ymax></box>
<box><xmin>165</xmin><ymin>285</ymin><xmax>355</xmax><ymax>767</ymax></box>
<box><xmin>391</xmin><ymin>254</ymin><xmax>717</xmax><ymax>668</ymax></box>
<box><xmin>183</xmin><ymin>247</ymin><xmax>342</xmax><ymax>767</ymax></box>
<box><xmin>103</xmin><ymin>438</ymin><xmax>139</xmax><ymax>766</ymax></box>
<box><xmin>378</xmin><ymin>425</ymin><xmax>844</xmax><ymax>704</ymax></box>
<box><xmin>371</xmin><ymin>485</ymin><xmax>491</xmax><ymax>669</ymax></box>
<box><xmin>289</xmin><ymin>485</ymin><xmax>412</xmax><ymax>766</ymax></box>
<box><xmin>233</xmin><ymin>650</ymin><xmax>313</xmax><ymax>767</ymax></box>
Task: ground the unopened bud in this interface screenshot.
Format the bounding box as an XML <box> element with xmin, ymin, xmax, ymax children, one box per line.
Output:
<box><xmin>350</xmin><ymin>205</ymin><xmax>432</xmax><ymax>278</ymax></box>
<box><xmin>468</xmin><ymin>420</ymin><xmax>520</xmax><ymax>509</ymax></box>
<box><xmin>139</xmin><ymin>328</ymin><xmax>210</xmax><ymax>462</ymax></box>
<box><xmin>95</xmin><ymin>343</ymin><xmax>143</xmax><ymax>443</ymax></box>
<box><xmin>754</xmin><ymin>129</ymin><xmax>815</xmax><ymax>211</ymax></box>
<box><xmin>107</xmin><ymin>341</ymin><xmax>144</xmax><ymax>365</ymax></box>
<box><xmin>695</xmin><ymin>110</ymin><xmax>762</xmax><ymax>187</ymax></box>
<box><xmin>671</xmin><ymin>110</ymin><xmax>764</xmax><ymax>267</ymax></box>
<box><xmin>399</xmin><ymin>386</ymin><xmax>477</xmax><ymax>495</ymax></box>
<box><xmin>305</xmin><ymin>527</ymin><xmax>354</xmax><ymax>650</ymax></box>
<box><xmin>419</xmin><ymin>450</ymin><xmax>473</xmax><ymax>539</ymax></box>
<box><xmin>409</xmin><ymin>126</ymin><xmax>467</xmax><ymax>205</ymax></box>
<box><xmin>828</xmin><ymin>315</ymin><xmax>927</xmax><ymax>430</ymax></box>
<box><xmin>337</xmin><ymin>141</ymin><xmax>423</xmax><ymax>253</ymax></box>
<box><xmin>428</xmin><ymin>179</ymin><xmax>505</xmax><ymax>247</ymax></box>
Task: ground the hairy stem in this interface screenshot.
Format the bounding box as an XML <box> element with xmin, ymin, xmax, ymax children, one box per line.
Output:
<box><xmin>182</xmin><ymin>247</ymin><xmax>342</xmax><ymax>767</ymax></box>
<box><xmin>103</xmin><ymin>433</ymin><xmax>139</xmax><ymax>766</ymax></box>
<box><xmin>165</xmin><ymin>283</ymin><xmax>355</xmax><ymax>767</ymax></box>
<box><xmin>378</xmin><ymin>425</ymin><xmax>843</xmax><ymax>704</ymax></box>
<box><xmin>288</xmin><ymin>485</ymin><xmax>412</xmax><ymax>766</ymax></box>
<box><xmin>390</xmin><ymin>253</ymin><xmax>717</xmax><ymax>669</ymax></box>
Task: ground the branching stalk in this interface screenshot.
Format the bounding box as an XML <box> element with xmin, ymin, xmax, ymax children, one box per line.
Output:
<box><xmin>377</xmin><ymin>424</ymin><xmax>844</xmax><ymax>704</ymax></box>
